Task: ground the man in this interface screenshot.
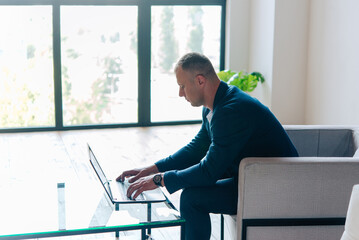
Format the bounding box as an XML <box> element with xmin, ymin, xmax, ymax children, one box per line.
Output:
<box><xmin>117</xmin><ymin>52</ymin><xmax>298</xmax><ymax>239</ymax></box>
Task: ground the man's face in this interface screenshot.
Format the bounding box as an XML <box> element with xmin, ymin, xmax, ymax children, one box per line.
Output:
<box><xmin>175</xmin><ymin>67</ymin><xmax>203</xmax><ymax>107</ymax></box>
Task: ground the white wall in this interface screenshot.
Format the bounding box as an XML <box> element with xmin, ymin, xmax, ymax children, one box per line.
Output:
<box><xmin>226</xmin><ymin>0</ymin><xmax>275</xmax><ymax>108</ymax></box>
<box><xmin>248</xmin><ymin>0</ymin><xmax>275</xmax><ymax>109</ymax></box>
<box><xmin>226</xmin><ymin>0</ymin><xmax>309</xmax><ymax>124</ymax></box>
<box><xmin>225</xmin><ymin>0</ymin><xmax>250</xmax><ymax>71</ymax></box>
<box><xmin>306</xmin><ymin>0</ymin><xmax>359</xmax><ymax>124</ymax></box>
<box><xmin>271</xmin><ymin>0</ymin><xmax>309</xmax><ymax>124</ymax></box>
<box><xmin>226</xmin><ymin>0</ymin><xmax>359</xmax><ymax>125</ymax></box>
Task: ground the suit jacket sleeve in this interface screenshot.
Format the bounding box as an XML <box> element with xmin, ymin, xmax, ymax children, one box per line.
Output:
<box><xmin>163</xmin><ymin>107</ymin><xmax>255</xmax><ymax>194</ymax></box>
<box><xmin>155</xmin><ymin>113</ymin><xmax>211</xmax><ymax>173</ymax></box>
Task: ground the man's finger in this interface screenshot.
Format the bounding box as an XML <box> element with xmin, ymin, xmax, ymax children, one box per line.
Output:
<box><xmin>116</xmin><ymin>169</ymin><xmax>139</xmax><ymax>182</ymax></box>
<box><xmin>132</xmin><ymin>186</ymin><xmax>144</xmax><ymax>199</ymax></box>
<box><xmin>116</xmin><ymin>174</ymin><xmax>123</xmax><ymax>182</ymax></box>
<box><xmin>126</xmin><ymin>182</ymin><xmax>137</xmax><ymax>198</ymax></box>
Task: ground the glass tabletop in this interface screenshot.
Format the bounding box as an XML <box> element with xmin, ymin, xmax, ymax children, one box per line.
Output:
<box><xmin>0</xmin><ymin>179</ymin><xmax>183</xmax><ymax>239</ymax></box>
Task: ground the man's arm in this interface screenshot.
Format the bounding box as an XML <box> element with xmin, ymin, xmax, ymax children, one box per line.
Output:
<box><xmin>163</xmin><ymin>110</ymin><xmax>254</xmax><ymax>194</ymax></box>
<box><xmin>118</xmin><ymin>110</ymin><xmax>211</xmax><ymax>198</ymax></box>
<box><xmin>122</xmin><ymin>116</ymin><xmax>210</xmax><ymax>198</ymax></box>
<box><xmin>155</xmin><ymin>122</ymin><xmax>211</xmax><ymax>172</ymax></box>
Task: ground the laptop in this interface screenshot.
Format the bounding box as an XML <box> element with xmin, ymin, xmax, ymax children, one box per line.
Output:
<box><xmin>88</xmin><ymin>144</ymin><xmax>166</xmax><ymax>204</ymax></box>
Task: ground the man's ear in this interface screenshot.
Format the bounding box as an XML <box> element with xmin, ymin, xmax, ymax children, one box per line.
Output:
<box><xmin>196</xmin><ymin>74</ymin><xmax>206</xmax><ymax>86</ymax></box>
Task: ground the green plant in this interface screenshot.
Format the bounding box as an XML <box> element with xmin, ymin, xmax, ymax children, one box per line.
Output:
<box><xmin>217</xmin><ymin>70</ymin><xmax>265</xmax><ymax>92</ymax></box>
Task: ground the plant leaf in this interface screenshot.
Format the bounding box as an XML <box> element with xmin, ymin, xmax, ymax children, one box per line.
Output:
<box><xmin>227</xmin><ymin>73</ymin><xmax>239</xmax><ymax>85</ymax></box>
<box><xmin>217</xmin><ymin>70</ymin><xmax>236</xmax><ymax>83</ymax></box>
<box><xmin>246</xmin><ymin>74</ymin><xmax>258</xmax><ymax>92</ymax></box>
<box><xmin>219</xmin><ymin>70</ymin><xmax>264</xmax><ymax>92</ymax></box>
<box><xmin>251</xmin><ymin>72</ymin><xmax>265</xmax><ymax>83</ymax></box>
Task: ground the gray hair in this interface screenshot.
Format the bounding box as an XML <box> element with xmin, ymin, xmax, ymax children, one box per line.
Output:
<box><xmin>174</xmin><ymin>52</ymin><xmax>216</xmax><ymax>78</ymax></box>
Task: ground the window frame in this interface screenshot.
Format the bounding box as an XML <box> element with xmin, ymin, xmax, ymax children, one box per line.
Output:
<box><xmin>0</xmin><ymin>0</ymin><xmax>226</xmax><ymax>133</ymax></box>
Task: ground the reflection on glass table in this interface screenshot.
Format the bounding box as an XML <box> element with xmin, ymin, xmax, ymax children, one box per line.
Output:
<box><xmin>0</xmin><ymin>180</ymin><xmax>184</xmax><ymax>240</ymax></box>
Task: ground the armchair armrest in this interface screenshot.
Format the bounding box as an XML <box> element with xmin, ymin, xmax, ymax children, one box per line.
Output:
<box><xmin>237</xmin><ymin>157</ymin><xmax>359</xmax><ymax>240</ymax></box>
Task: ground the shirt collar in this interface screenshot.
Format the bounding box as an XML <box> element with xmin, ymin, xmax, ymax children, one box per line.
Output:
<box><xmin>206</xmin><ymin>110</ymin><xmax>213</xmax><ymax>123</ymax></box>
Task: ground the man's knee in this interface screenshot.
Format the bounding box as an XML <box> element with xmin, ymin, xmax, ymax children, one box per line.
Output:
<box><xmin>180</xmin><ymin>188</ymin><xmax>212</xmax><ymax>239</ymax></box>
<box><xmin>180</xmin><ymin>188</ymin><xmax>201</xmax><ymax>214</ymax></box>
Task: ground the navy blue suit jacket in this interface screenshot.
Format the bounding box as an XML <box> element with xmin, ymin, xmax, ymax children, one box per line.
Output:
<box><xmin>156</xmin><ymin>81</ymin><xmax>298</xmax><ymax>194</ymax></box>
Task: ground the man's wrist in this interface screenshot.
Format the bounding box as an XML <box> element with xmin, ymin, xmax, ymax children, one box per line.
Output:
<box><xmin>153</xmin><ymin>173</ymin><xmax>164</xmax><ymax>187</ymax></box>
<box><xmin>146</xmin><ymin>164</ymin><xmax>159</xmax><ymax>175</ymax></box>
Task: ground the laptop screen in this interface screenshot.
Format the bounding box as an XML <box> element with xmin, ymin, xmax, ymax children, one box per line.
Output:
<box><xmin>88</xmin><ymin>145</ymin><xmax>113</xmax><ymax>199</ymax></box>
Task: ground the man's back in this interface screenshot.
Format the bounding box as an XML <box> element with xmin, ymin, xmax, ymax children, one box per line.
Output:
<box><xmin>201</xmin><ymin>81</ymin><xmax>298</xmax><ymax>179</ymax></box>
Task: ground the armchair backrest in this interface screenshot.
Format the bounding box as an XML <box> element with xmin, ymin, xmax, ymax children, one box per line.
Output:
<box><xmin>285</xmin><ymin>126</ymin><xmax>359</xmax><ymax>157</ymax></box>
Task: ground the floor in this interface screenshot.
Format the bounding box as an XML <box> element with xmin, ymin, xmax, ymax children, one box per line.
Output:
<box><xmin>0</xmin><ymin>124</ymin><xmax>232</xmax><ymax>240</ymax></box>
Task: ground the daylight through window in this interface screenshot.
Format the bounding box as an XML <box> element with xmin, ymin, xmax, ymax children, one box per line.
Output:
<box><xmin>0</xmin><ymin>0</ymin><xmax>225</xmax><ymax>132</ymax></box>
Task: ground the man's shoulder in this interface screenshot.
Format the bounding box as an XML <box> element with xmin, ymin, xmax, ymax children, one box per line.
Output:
<box><xmin>215</xmin><ymin>88</ymin><xmax>261</xmax><ymax>114</ymax></box>
<box><xmin>212</xmin><ymin>88</ymin><xmax>273</xmax><ymax>129</ymax></box>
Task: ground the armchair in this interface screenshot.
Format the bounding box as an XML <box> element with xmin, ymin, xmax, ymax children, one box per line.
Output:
<box><xmin>223</xmin><ymin>125</ymin><xmax>359</xmax><ymax>240</ymax></box>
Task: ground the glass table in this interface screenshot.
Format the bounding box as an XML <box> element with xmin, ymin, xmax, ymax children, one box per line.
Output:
<box><xmin>0</xmin><ymin>180</ymin><xmax>185</xmax><ymax>240</ymax></box>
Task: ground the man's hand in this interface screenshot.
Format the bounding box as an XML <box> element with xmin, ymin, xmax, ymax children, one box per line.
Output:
<box><xmin>116</xmin><ymin>164</ymin><xmax>159</xmax><ymax>183</ymax></box>
<box><xmin>126</xmin><ymin>174</ymin><xmax>162</xmax><ymax>199</ymax></box>
<box><xmin>116</xmin><ymin>168</ymin><xmax>143</xmax><ymax>183</ymax></box>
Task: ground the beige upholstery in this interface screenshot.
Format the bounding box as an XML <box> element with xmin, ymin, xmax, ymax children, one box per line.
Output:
<box><xmin>341</xmin><ymin>184</ymin><xmax>359</xmax><ymax>240</ymax></box>
<box><xmin>224</xmin><ymin>125</ymin><xmax>359</xmax><ymax>240</ymax></box>
<box><xmin>354</xmin><ymin>148</ymin><xmax>359</xmax><ymax>157</ymax></box>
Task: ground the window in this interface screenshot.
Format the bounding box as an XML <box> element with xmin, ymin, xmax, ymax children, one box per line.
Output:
<box><xmin>0</xmin><ymin>0</ymin><xmax>226</xmax><ymax>132</ymax></box>
<box><xmin>0</xmin><ymin>6</ymin><xmax>54</xmax><ymax>128</ymax></box>
<box><xmin>61</xmin><ymin>6</ymin><xmax>138</xmax><ymax>126</ymax></box>
<box><xmin>151</xmin><ymin>5</ymin><xmax>222</xmax><ymax>122</ymax></box>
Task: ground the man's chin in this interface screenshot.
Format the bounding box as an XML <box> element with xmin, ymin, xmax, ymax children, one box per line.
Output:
<box><xmin>185</xmin><ymin>99</ymin><xmax>201</xmax><ymax>107</ymax></box>
<box><xmin>190</xmin><ymin>102</ymin><xmax>201</xmax><ymax>107</ymax></box>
